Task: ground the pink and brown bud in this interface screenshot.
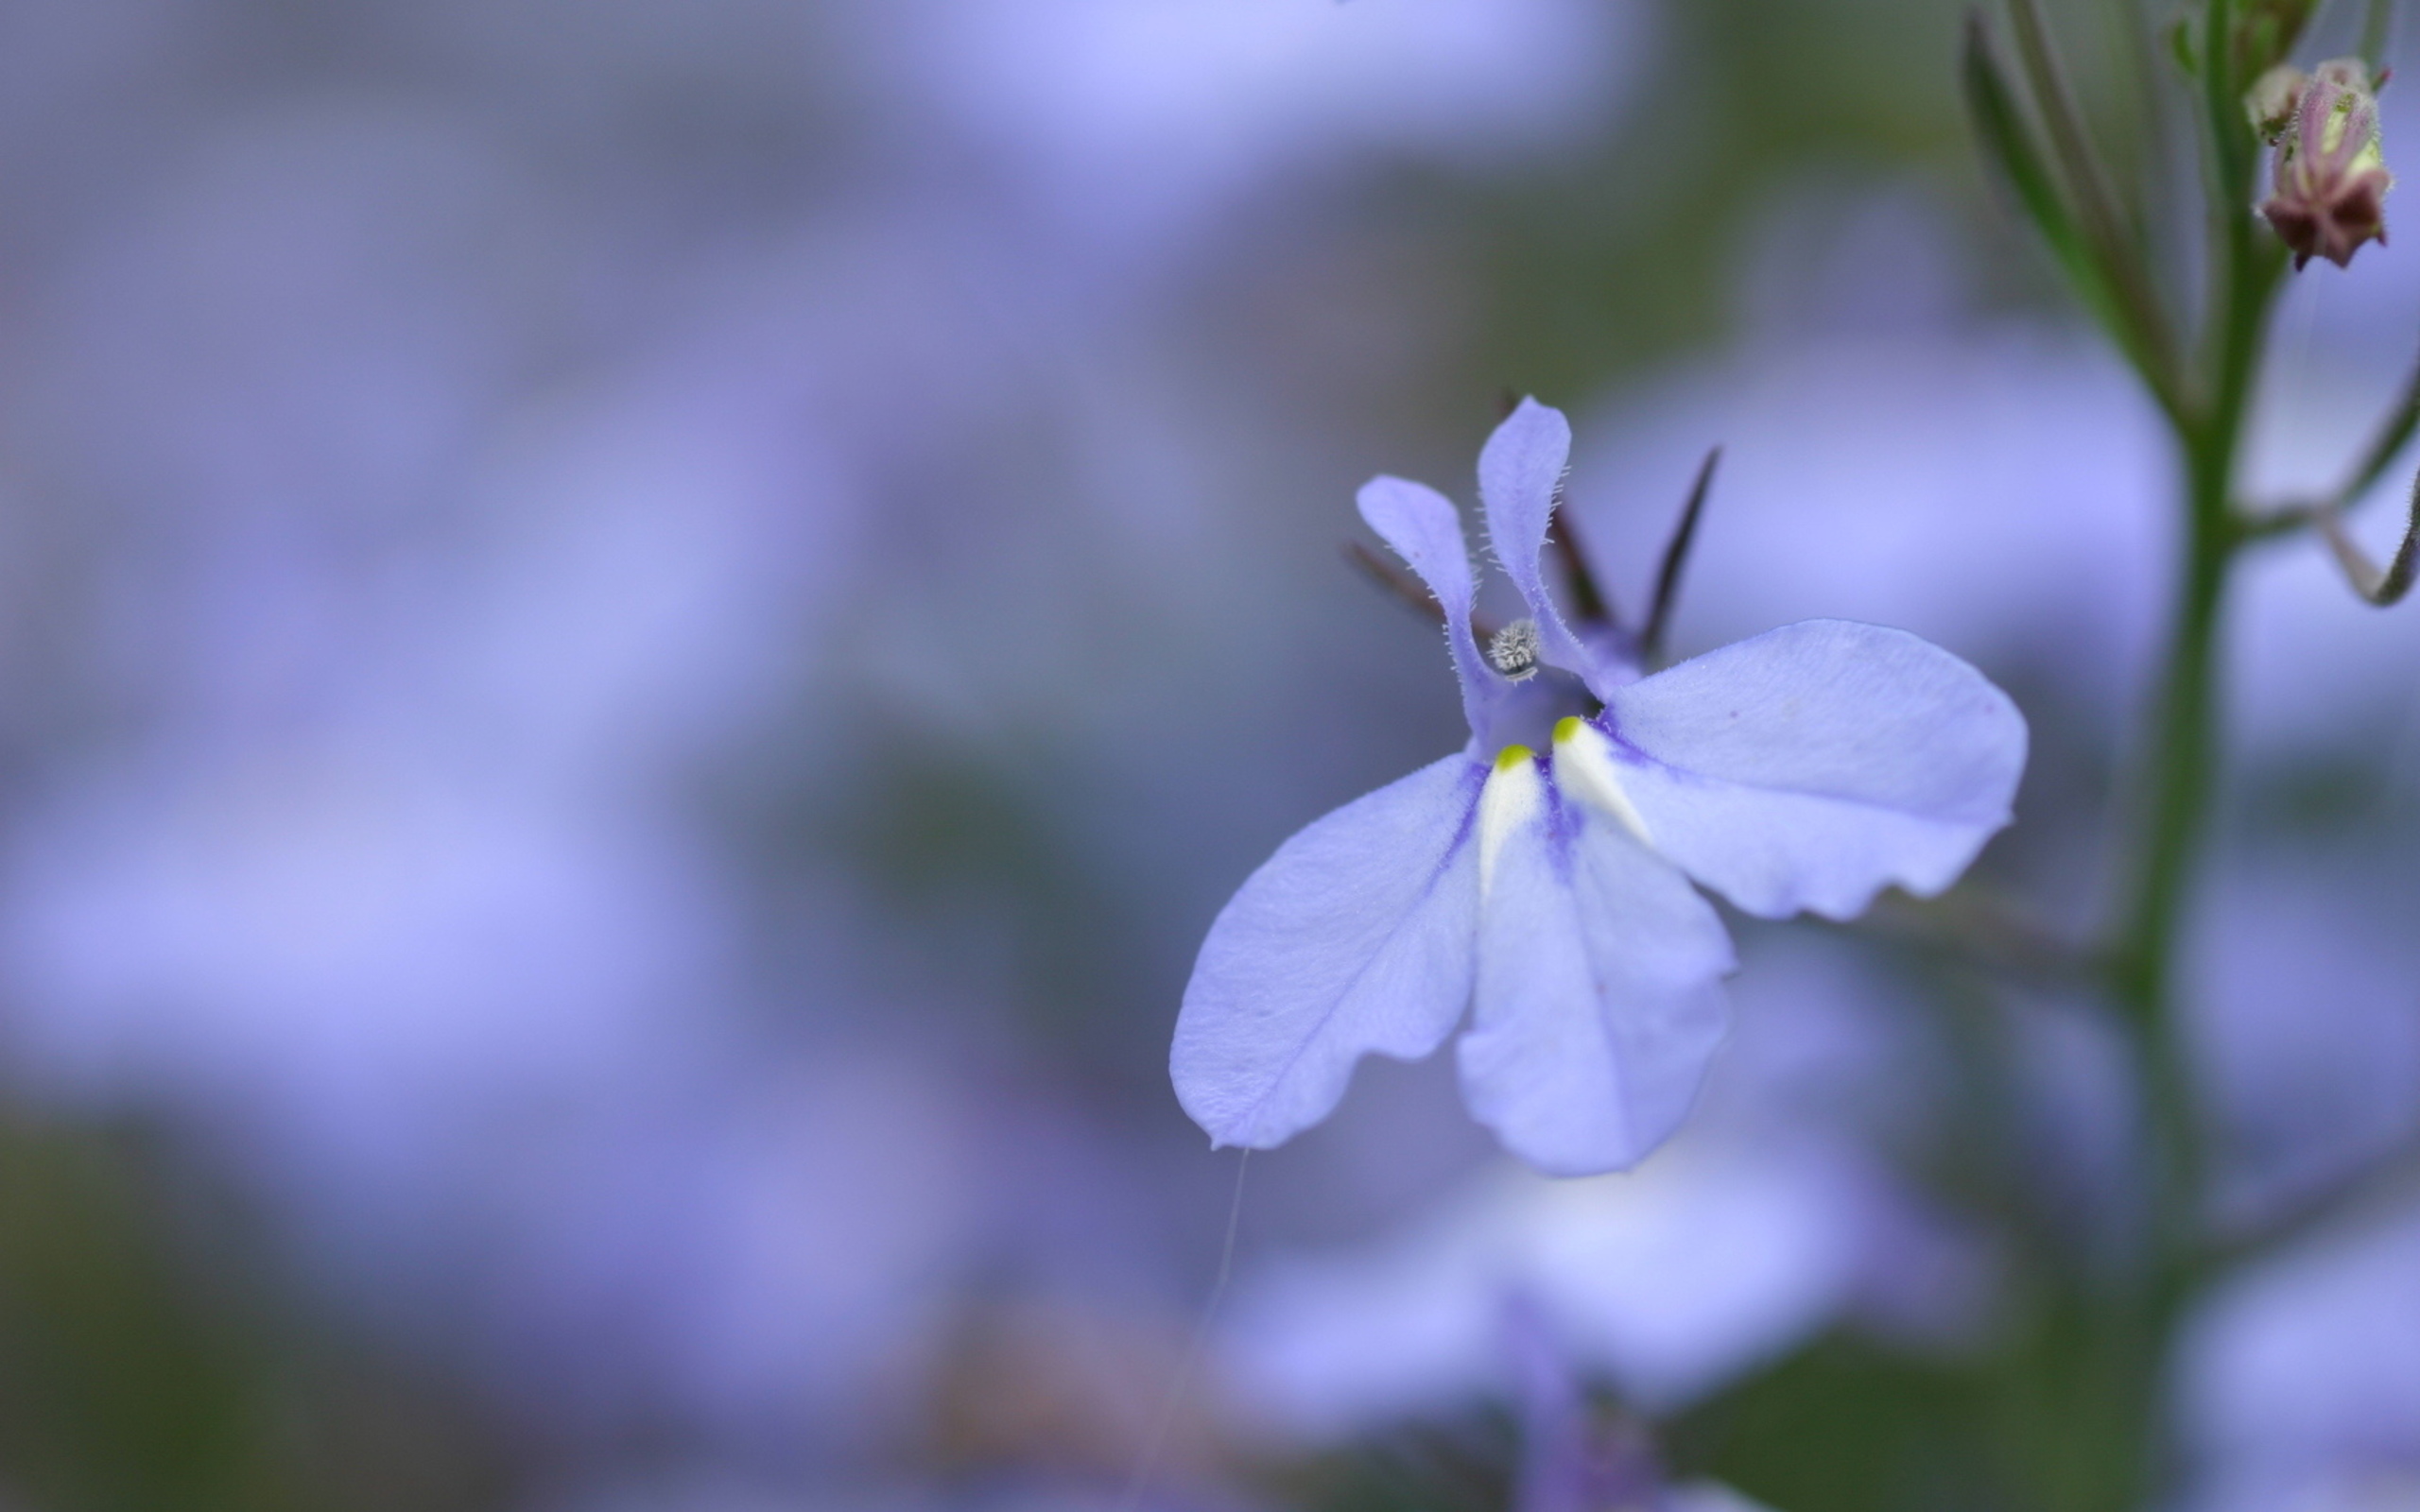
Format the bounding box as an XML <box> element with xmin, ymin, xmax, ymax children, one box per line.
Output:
<box><xmin>2258</xmin><ymin>58</ymin><xmax>2394</xmax><ymax>270</ymax></box>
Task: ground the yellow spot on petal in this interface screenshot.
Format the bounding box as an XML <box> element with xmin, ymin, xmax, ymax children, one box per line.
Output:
<box><xmin>1494</xmin><ymin>743</ymin><xmax>1535</xmax><ymax>773</ymax></box>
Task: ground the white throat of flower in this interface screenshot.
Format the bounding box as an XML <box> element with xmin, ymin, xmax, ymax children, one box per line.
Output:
<box><xmin>1476</xmin><ymin>718</ymin><xmax>1655</xmax><ymax>901</ymax></box>
<box><xmin>1551</xmin><ymin>716</ymin><xmax>1654</xmax><ymax>848</ymax></box>
<box><xmin>1477</xmin><ymin>744</ymin><xmax>1542</xmax><ymax>899</ymax></box>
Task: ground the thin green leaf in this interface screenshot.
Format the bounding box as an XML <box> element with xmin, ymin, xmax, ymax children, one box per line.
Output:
<box><xmin>2235</xmin><ymin>338</ymin><xmax>2420</xmax><ymax>538</ymax></box>
<box><xmin>1964</xmin><ymin>11</ymin><xmax>2183</xmax><ymax>419</ymax></box>
<box><xmin>2006</xmin><ymin>0</ymin><xmax>2145</xmax><ymax>269</ymax></box>
<box><xmin>2362</xmin><ymin>0</ymin><xmax>2394</xmax><ymax>77</ymax></box>
<box><xmin>2204</xmin><ymin>0</ymin><xmax>2256</xmax><ymax>198</ymax></box>
<box><xmin>2332</xmin><ymin>350</ymin><xmax>2420</xmax><ymax>518</ymax></box>
<box><xmin>2314</xmin><ymin>472</ymin><xmax>2420</xmax><ymax>606</ymax></box>
<box><xmin>2008</xmin><ymin>0</ymin><xmax>2179</xmax><ymax>396</ymax></box>
<box><xmin>1965</xmin><ymin>19</ymin><xmax>2100</xmax><ymax>294</ymax></box>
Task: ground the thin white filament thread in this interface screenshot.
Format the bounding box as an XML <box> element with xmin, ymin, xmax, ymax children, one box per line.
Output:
<box><xmin>1115</xmin><ymin>1148</ymin><xmax>1250</xmax><ymax>1512</ymax></box>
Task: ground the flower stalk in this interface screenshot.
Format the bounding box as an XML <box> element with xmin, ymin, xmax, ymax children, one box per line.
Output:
<box><xmin>1961</xmin><ymin>0</ymin><xmax>2420</xmax><ymax>1503</ymax></box>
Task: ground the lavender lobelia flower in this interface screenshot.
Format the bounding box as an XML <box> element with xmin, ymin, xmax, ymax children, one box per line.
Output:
<box><xmin>1170</xmin><ymin>399</ymin><xmax>2027</xmax><ymax>1177</ymax></box>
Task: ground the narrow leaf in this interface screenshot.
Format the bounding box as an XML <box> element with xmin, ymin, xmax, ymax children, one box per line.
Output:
<box><xmin>1641</xmin><ymin>446</ymin><xmax>1720</xmax><ymax>664</ymax></box>
<box><xmin>2362</xmin><ymin>0</ymin><xmax>2393</xmax><ymax>77</ymax></box>
<box><xmin>2314</xmin><ymin>475</ymin><xmax>2420</xmax><ymax>607</ymax></box>
<box><xmin>2005</xmin><ymin>0</ymin><xmax>2179</xmax><ymax>401</ymax></box>
<box><xmin>1964</xmin><ymin>13</ymin><xmax>2162</xmax><ymax>401</ymax></box>
<box><xmin>2331</xmin><ymin>343</ymin><xmax>2420</xmax><ymax>517</ymax></box>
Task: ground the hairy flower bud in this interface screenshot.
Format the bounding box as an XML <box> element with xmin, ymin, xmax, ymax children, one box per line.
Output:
<box><xmin>2258</xmin><ymin>58</ymin><xmax>2394</xmax><ymax>270</ymax></box>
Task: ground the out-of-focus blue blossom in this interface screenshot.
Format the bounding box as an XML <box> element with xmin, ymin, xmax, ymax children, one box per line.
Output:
<box><xmin>2178</xmin><ymin>1201</ymin><xmax>2420</xmax><ymax>1512</ymax></box>
<box><xmin>2226</xmin><ymin>476</ymin><xmax>2420</xmax><ymax>791</ymax></box>
<box><xmin>1993</xmin><ymin>984</ymin><xmax>2148</xmax><ymax>1266</ymax></box>
<box><xmin>853</xmin><ymin>0</ymin><xmax>1637</xmax><ymax>270</ymax></box>
<box><xmin>1508</xmin><ymin>1301</ymin><xmax>1776</xmax><ymax>1512</ymax></box>
<box><xmin>1222</xmin><ymin>1139</ymin><xmax>1922</xmax><ymax>1429</ymax></box>
<box><xmin>2185</xmin><ymin>847</ymin><xmax>2420</xmax><ymax>1233</ymax></box>
<box><xmin>0</xmin><ymin>0</ymin><xmax>1665</xmax><ymax>1494</ymax></box>
<box><xmin>1574</xmin><ymin>318</ymin><xmax>2171</xmax><ymax>728</ymax></box>
<box><xmin>1173</xmin><ymin>400</ymin><xmax>2026</xmax><ymax>1176</ymax></box>
<box><xmin>1212</xmin><ymin>931</ymin><xmax>1991</xmax><ymax>1440</ymax></box>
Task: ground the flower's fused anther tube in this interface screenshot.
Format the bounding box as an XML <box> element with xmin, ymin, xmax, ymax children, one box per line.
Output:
<box><xmin>1487</xmin><ymin>619</ymin><xmax>1544</xmax><ymax>680</ymax></box>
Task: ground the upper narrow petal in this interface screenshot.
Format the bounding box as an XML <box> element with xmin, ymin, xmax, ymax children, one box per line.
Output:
<box><xmin>1359</xmin><ymin>475</ymin><xmax>1495</xmax><ymax>739</ymax></box>
<box><xmin>1477</xmin><ymin>398</ymin><xmax>1597</xmax><ymax>685</ymax></box>
<box><xmin>1600</xmin><ymin>620</ymin><xmax>2028</xmax><ymax>920</ymax></box>
<box><xmin>1174</xmin><ymin>753</ymin><xmax>1485</xmax><ymax>1150</ymax></box>
<box><xmin>1457</xmin><ymin>766</ymin><xmax>1733</xmax><ymax>1177</ymax></box>
<box><xmin>1477</xmin><ymin>399</ymin><xmax>1570</xmax><ymax>583</ymax></box>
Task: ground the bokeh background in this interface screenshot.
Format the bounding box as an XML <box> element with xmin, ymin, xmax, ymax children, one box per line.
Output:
<box><xmin>1</xmin><ymin>1</ymin><xmax>2417</xmax><ymax>1509</ymax></box>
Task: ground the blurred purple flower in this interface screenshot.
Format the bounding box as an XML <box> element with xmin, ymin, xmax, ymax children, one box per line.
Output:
<box><xmin>2187</xmin><ymin>850</ymin><xmax>2420</xmax><ymax>1232</ymax></box>
<box><xmin>1210</xmin><ymin>930</ymin><xmax>1994</xmax><ymax>1442</ymax></box>
<box><xmin>1508</xmin><ymin>1302</ymin><xmax>1776</xmax><ymax>1512</ymax></box>
<box><xmin>2179</xmin><ymin>1200</ymin><xmax>2420</xmax><ymax>1512</ymax></box>
<box><xmin>1172</xmin><ymin>399</ymin><xmax>2028</xmax><ymax>1177</ymax></box>
<box><xmin>872</xmin><ymin>0</ymin><xmax>1637</xmax><ymax>268</ymax></box>
<box><xmin>1219</xmin><ymin>1127</ymin><xmax>1969</xmax><ymax>1435</ymax></box>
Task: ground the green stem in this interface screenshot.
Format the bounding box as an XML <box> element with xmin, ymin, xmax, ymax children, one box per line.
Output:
<box><xmin>2048</xmin><ymin>433</ymin><xmax>2234</xmax><ymax>1512</ymax></box>
<box><xmin>2075</xmin><ymin>33</ymin><xmax>2286</xmax><ymax>1502</ymax></box>
<box><xmin>2113</xmin><ymin>0</ymin><xmax>2284</xmax><ymax>1275</ymax></box>
<box><xmin>1955</xmin><ymin>4</ymin><xmax>2373</xmax><ymax>1508</ymax></box>
<box><xmin>2113</xmin><ymin>443</ymin><xmax>2229</xmax><ymax>1263</ymax></box>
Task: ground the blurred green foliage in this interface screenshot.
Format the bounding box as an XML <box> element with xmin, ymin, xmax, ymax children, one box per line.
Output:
<box><xmin>1460</xmin><ymin>0</ymin><xmax>1998</xmax><ymax>405</ymax></box>
<box><xmin>0</xmin><ymin>1115</ymin><xmax>515</xmax><ymax>1511</ymax></box>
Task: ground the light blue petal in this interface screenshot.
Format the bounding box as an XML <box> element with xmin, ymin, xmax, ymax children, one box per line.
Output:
<box><xmin>1477</xmin><ymin>398</ymin><xmax>1569</xmax><ymax>587</ymax></box>
<box><xmin>1358</xmin><ymin>474</ymin><xmax>1496</xmax><ymax>738</ymax></box>
<box><xmin>1457</xmin><ymin>771</ymin><xmax>1733</xmax><ymax>1177</ymax></box>
<box><xmin>1602</xmin><ymin>620</ymin><xmax>2028</xmax><ymax>920</ymax></box>
<box><xmin>1477</xmin><ymin>398</ymin><xmax>1598</xmax><ymax>685</ymax></box>
<box><xmin>1174</xmin><ymin>754</ymin><xmax>1484</xmax><ymax>1149</ymax></box>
